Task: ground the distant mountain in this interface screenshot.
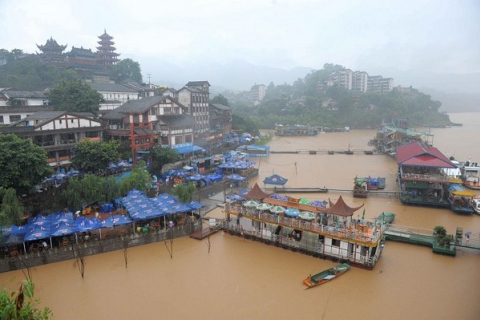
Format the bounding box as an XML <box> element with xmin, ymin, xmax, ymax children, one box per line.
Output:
<box><xmin>135</xmin><ymin>56</ymin><xmax>480</xmax><ymax>110</ymax></box>
<box><xmin>137</xmin><ymin>58</ymin><xmax>312</xmax><ymax>92</ymax></box>
<box><xmin>419</xmin><ymin>88</ymin><xmax>480</xmax><ymax>113</ymax></box>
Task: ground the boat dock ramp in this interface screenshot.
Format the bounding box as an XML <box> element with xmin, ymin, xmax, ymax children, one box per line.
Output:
<box><xmin>384</xmin><ymin>225</ymin><xmax>480</xmax><ymax>256</ymax></box>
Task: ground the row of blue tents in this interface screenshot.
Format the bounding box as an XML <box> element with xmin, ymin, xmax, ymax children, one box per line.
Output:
<box><xmin>1</xmin><ymin>189</ymin><xmax>205</xmax><ymax>248</ymax></box>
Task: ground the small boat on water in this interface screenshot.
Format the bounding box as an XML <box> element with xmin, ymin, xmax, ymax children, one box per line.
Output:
<box><xmin>460</xmin><ymin>161</ymin><xmax>480</xmax><ymax>190</ymax></box>
<box><xmin>303</xmin><ymin>263</ymin><xmax>350</xmax><ymax>289</ymax></box>
<box><xmin>472</xmin><ymin>198</ymin><xmax>480</xmax><ymax>215</ymax></box>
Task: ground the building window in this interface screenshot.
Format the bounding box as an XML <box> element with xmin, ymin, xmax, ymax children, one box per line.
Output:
<box><xmin>9</xmin><ymin>115</ymin><xmax>21</xmax><ymax>122</ymax></box>
<box><xmin>59</xmin><ymin>119</ymin><xmax>62</xmax><ymax>124</ymax></box>
<box><xmin>0</xmin><ymin>116</ymin><xmax>3</xmax><ymax>124</ymax></box>
<box><xmin>332</xmin><ymin>239</ymin><xmax>341</xmax><ymax>247</ymax></box>
<box><xmin>71</xmin><ymin>119</ymin><xmax>74</xmax><ymax>123</ymax></box>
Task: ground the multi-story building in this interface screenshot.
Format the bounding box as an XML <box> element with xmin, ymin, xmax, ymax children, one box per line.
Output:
<box><xmin>330</xmin><ymin>69</ymin><xmax>353</xmax><ymax>90</ymax></box>
<box><xmin>352</xmin><ymin>71</ymin><xmax>368</xmax><ymax>93</ymax></box>
<box><xmin>0</xmin><ymin>111</ymin><xmax>104</xmax><ymax>166</ymax></box>
<box><xmin>0</xmin><ymin>89</ymin><xmax>52</xmax><ymax>125</ymax></box>
<box><xmin>209</xmin><ymin>103</ymin><xmax>232</xmax><ymax>142</ymax></box>
<box><xmin>368</xmin><ymin>76</ymin><xmax>394</xmax><ymax>94</ymax></box>
<box><xmin>101</xmin><ymin>95</ymin><xmax>197</xmax><ymax>159</ymax></box>
<box><xmin>87</xmin><ymin>76</ymin><xmax>139</xmax><ymax>112</ymax></box>
<box><xmin>329</xmin><ymin>69</ymin><xmax>394</xmax><ymax>94</ymax></box>
<box><xmin>176</xmin><ymin>81</ymin><xmax>210</xmax><ymax>138</ymax></box>
<box><xmin>248</xmin><ymin>84</ymin><xmax>266</xmax><ymax>105</ymax></box>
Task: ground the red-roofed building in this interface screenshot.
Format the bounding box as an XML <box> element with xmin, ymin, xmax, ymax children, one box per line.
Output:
<box><xmin>396</xmin><ymin>142</ymin><xmax>457</xmax><ymax>207</ymax></box>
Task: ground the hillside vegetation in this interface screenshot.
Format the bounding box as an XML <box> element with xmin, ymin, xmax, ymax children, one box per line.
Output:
<box><xmin>231</xmin><ymin>64</ymin><xmax>451</xmax><ymax>130</ymax></box>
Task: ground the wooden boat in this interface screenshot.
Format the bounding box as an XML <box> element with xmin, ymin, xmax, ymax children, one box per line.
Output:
<box><xmin>303</xmin><ymin>263</ymin><xmax>350</xmax><ymax>289</ymax></box>
<box><xmin>353</xmin><ymin>177</ymin><xmax>368</xmax><ymax>198</ymax></box>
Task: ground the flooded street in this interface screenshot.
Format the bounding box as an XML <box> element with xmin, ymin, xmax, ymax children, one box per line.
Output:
<box><xmin>2</xmin><ymin>113</ymin><xmax>480</xmax><ymax>319</ymax></box>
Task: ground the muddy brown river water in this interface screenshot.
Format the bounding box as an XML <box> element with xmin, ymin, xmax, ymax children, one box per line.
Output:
<box><xmin>1</xmin><ymin>113</ymin><xmax>480</xmax><ymax>319</ymax></box>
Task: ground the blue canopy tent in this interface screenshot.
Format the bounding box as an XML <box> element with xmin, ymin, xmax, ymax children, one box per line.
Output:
<box><xmin>24</xmin><ymin>225</ymin><xmax>51</xmax><ymax>248</ymax></box>
<box><xmin>226</xmin><ymin>174</ymin><xmax>246</xmax><ymax>181</ymax></box>
<box><xmin>263</xmin><ymin>174</ymin><xmax>288</xmax><ymax>187</ymax></box>
<box><xmin>175</xmin><ymin>145</ymin><xmax>205</xmax><ymax>155</ymax></box>
<box><xmin>100</xmin><ymin>215</ymin><xmax>133</xmax><ymax>228</ymax></box>
<box><xmin>50</xmin><ymin>221</ymin><xmax>75</xmax><ymax>237</ymax></box>
<box><xmin>168</xmin><ymin>203</ymin><xmax>192</xmax><ymax>214</ymax></box>
<box><xmin>0</xmin><ymin>233</ymin><xmax>25</xmax><ymax>247</ymax></box>
<box><xmin>204</xmin><ymin>173</ymin><xmax>223</xmax><ymax>183</ymax></box>
<box><xmin>74</xmin><ymin>217</ymin><xmax>100</xmax><ymax>232</ymax></box>
<box><xmin>227</xmin><ymin>194</ymin><xmax>245</xmax><ymax>202</ymax></box>
<box><xmin>187</xmin><ymin>200</ymin><xmax>204</xmax><ymax>210</ymax></box>
<box><xmin>48</xmin><ymin>212</ymin><xmax>74</xmax><ymax>224</ymax></box>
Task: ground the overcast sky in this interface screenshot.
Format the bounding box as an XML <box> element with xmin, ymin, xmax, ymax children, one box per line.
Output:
<box><xmin>2</xmin><ymin>0</ymin><xmax>480</xmax><ymax>89</ymax></box>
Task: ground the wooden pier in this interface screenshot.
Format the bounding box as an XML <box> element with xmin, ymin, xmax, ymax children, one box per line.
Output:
<box><xmin>385</xmin><ymin>225</ymin><xmax>457</xmax><ymax>256</ymax></box>
<box><xmin>265</xmin><ymin>187</ymin><xmax>329</xmax><ymax>193</ymax></box>
<box><xmin>270</xmin><ymin>149</ymin><xmax>378</xmax><ymax>155</ymax></box>
<box><xmin>190</xmin><ymin>227</ymin><xmax>219</xmax><ymax>240</ymax></box>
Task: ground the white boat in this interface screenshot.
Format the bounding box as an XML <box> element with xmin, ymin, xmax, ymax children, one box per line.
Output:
<box><xmin>460</xmin><ymin>160</ymin><xmax>480</xmax><ymax>190</ymax></box>
<box><xmin>472</xmin><ymin>198</ymin><xmax>480</xmax><ymax>215</ymax></box>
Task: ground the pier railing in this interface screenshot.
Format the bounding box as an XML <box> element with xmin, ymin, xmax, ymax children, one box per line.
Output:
<box><xmin>221</xmin><ymin>221</ymin><xmax>377</xmax><ymax>268</ymax></box>
<box><xmin>0</xmin><ymin>221</ymin><xmax>202</xmax><ymax>273</ymax></box>
<box><xmin>226</xmin><ymin>204</ymin><xmax>386</xmax><ymax>245</ymax></box>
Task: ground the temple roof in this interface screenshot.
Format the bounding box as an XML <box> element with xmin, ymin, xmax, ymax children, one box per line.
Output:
<box><xmin>243</xmin><ymin>183</ymin><xmax>271</xmax><ymax>200</ymax></box>
<box><xmin>396</xmin><ymin>141</ymin><xmax>455</xmax><ymax>168</ymax></box>
<box><xmin>36</xmin><ymin>37</ymin><xmax>67</xmax><ymax>53</ymax></box>
<box><xmin>323</xmin><ymin>195</ymin><xmax>364</xmax><ymax>217</ymax></box>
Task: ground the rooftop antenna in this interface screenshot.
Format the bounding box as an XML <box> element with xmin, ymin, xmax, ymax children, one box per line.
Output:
<box><xmin>147</xmin><ymin>73</ymin><xmax>151</xmax><ymax>85</ymax></box>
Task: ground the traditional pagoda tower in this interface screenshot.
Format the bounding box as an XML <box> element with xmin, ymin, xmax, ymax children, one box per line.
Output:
<box><xmin>96</xmin><ymin>29</ymin><xmax>120</xmax><ymax>70</ymax></box>
<box><xmin>36</xmin><ymin>37</ymin><xmax>67</xmax><ymax>65</ymax></box>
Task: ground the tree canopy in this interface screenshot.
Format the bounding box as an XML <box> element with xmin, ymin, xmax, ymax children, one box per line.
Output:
<box><xmin>211</xmin><ymin>94</ymin><xmax>229</xmax><ymax>106</ymax></box>
<box><xmin>0</xmin><ymin>279</ymin><xmax>52</xmax><ymax>319</ymax></box>
<box><xmin>72</xmin><ymin>139</ymin><xmax>121</xmax><ymax>173</ymax></box>
<box><xmin>47</xmin><ymin>80</ymin><xmax>104</xmax><ymax>113</ymax></box>
<box><xmin>230</xmin><ymin>63</ymin><xmax>451</xmax><ymax>129</ymax></box>
<box><xmin>110</xmin><ymin>58</ymin><xmax>143</xmax><ymax>83</ymax></box>
<box><xmin>149</xmin><ymin>146</ymin><xmax>181</xmax><ymax>175</ymax></box>
<box><xmin>0</xmin><ymin>134</ymin><xmax>53</xmax><ymax>195</ymax></box>
<box><xmin>0</xmin><ymin>50</ymin><xmax>78</xmax><ymax>90</ymax></box>
<box><xmin>0</xmin><ymin>188</ymin><xmax>24</xmax><ymax>225</ymax></box>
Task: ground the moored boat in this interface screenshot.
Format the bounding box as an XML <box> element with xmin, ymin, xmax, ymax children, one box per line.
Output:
<box><xmin>303</xmin><ymin>263</ymin><xmax>350</xmax><ymax>289</ymax></box>
<box><xmin>460</xmin><ymin>161</ymin><xmax>480</xmax><ymax>190</ymax></box>
<box><xmin>447</xmin><ymin>180</ymin><xmax>475</xmax><ymax>214</ymax></box>
<box><xmin>472</xmin><ymin>198</ymin><xmax>480</xmax><ymax>215</ymax></box>
<box><xmin>353</xmin><ymin>177</ymin><xmax>368</xmax><ymax>198</ymax></box>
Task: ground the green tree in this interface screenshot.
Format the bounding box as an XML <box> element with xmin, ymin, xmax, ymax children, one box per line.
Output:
<box><xmin>1</xmin><ymin>188</ymin><xmax>24</xmax><ymax>225</ymax></box>
<box><xmin>149</xmin><ymin>146</ymin><xmax>181</xmax><ymax>175</ymax></box>
<box><xmin>211</xmin><ymin>94</ymin><xmax>229</xmax><ymax>106</ymax></box>
<box><xmin>110</xmin><ymin>58</ymin><xmax>142</xmax><ymax>83</ymax></box>
<box><xmin>0</xmin><ymin>134</ymin><xmax>53</xmax><ymax>195</ymax></box>
<box><xmin>0</xmin><ymin>279</ymin><xmax>52</xmax><ymax>319</ymax></box>
<box><xmin>47</xmin><ymin>80</ymin><xmax>103</xmax><ymax>113</ymax></box>
<box><xmin>118</xmin><ymin>161</ymin><xmax>152</xmax><ymax>194</ymax></box>
<box><xmin>72</xmin><ymin>139</ymin><xmax>121</xmax><ymax>173</ymax></box>
<box><xmin>170</xmin><ymin>182</ymin><xmax>196</xmax><ymax>203</ymax></box>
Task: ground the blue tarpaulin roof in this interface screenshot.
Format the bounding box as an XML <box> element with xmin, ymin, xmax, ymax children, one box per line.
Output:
<box><xmin>263</xmin><ymin>174</ymin><xmax>288</xmax><ymax>185</ymax></box>
<box><xmin>175</xmin><ymin>145</ymin><xmax>205</xmax><ymax>155</ymax></box>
